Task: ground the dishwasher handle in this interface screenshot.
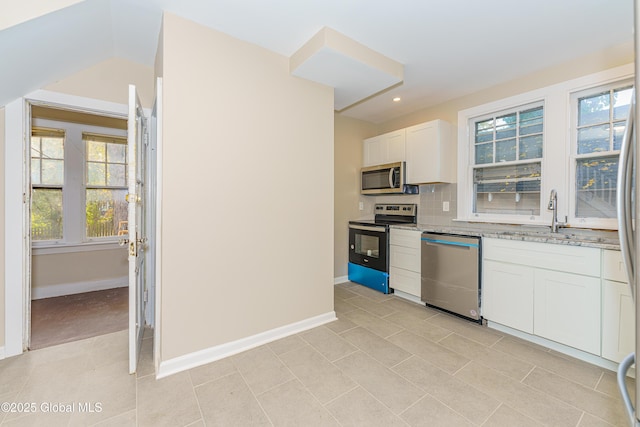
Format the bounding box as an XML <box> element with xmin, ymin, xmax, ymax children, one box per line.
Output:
<box><xmin>421</xmin><ymin>236</ymin><xmax>479</xmax><ymax>249</ymax></box>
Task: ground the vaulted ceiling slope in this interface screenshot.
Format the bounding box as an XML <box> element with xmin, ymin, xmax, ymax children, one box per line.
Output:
<box><xmin>0</xmin><ymin>0</ymin><xmax>633</xmax><ymax>123</ymax></box>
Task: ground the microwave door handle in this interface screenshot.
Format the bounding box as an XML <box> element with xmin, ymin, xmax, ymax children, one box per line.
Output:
<box><xmin>389</xmin><ymin>168</ymin><xmax>394</xmax><ymax>188</ymax></box>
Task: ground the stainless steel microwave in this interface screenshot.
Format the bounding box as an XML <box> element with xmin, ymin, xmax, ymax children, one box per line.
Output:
<box><xmin>361</xmin><ymin>162</ymin><xmax>419</xmax><ymax>195</ymax></box>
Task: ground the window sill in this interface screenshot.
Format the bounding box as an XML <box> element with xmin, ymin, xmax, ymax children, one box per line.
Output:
<box><xmin>32</xmin><ymin>240</ymin><xmax>125</xmax><ymax>255</ymax></box>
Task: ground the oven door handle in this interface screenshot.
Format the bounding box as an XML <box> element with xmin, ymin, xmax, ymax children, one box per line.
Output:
<box><xmin>349</xmin><ymin>224</ymin><xmax>387</xmax><ymax>233</ymax></box>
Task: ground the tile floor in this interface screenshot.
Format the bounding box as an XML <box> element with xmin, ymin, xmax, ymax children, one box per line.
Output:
<box><xmin>0</xmin><ymin>281</ymin><xmax>634</xmax><ymax>426</ymax></box>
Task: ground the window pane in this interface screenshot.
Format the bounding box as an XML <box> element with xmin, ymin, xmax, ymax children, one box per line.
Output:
<box><xmin>495</xmin><ymin>139</ymin><xmax>516</xmax><ymax>162</ymax></box>
<box><xmin>519</xmin><ymin>107</ymin><xmax>543</xmax><ymax>135</ymax></box>
<box><xmin>474</xmin><ymin>163</ymin><xmax>541</xmax><ymax>215</ymax></box>
<box><xmin>475</xmin><ymin>143</ymin><xmax>493</xmax><ymax>164</ymax></box>
<box><xmin>87</xmin><ymin>141</ymin><xmax>106</xmax><ymax>161</ymax></box>
<box><xmin>31</xmin><ymin>188</ymin><xmax>63</xmax><ymax>240</ymax></box>
<box><xmin>519</xmin><ymin>134</ymin><xmax>543</xmax><ymax>160</ymax></box>
<box><xmin>86</xmin><ymin>189</ymin><xmax>128</xmax><ymax>238</ymax></box>
<box><xmin>475</xmin><ymin>119</ymin><xmax>494</xmax><ymax>143</ymax></box>
<box><xmin>613</xmin><ymin>121</ymin><xmax>626</xmax><ymax>151</ymax></box>
<box><xmin>107</xmin><ymin>143</ymin><xmax>126</xmax><ymax>163</ymax></box>
<box><xmin>577</xmin><ymin>124</ymin><xmax>609</xmax><ymax>154</ymax></box>
<box><xmin>575</xmin><ymin>156</ymin><xmax>618</xmax><ymax>218</ymax></box>
<box><xmin>42</xmin><ymin>137</ymin><xmax>63</xmax><ymax>159</ymax></box>
<box><xmin>41</xmin><ymin>159</ymin><xmax>64</xmax><ymax>185</ymax></box>
<box><xmin>579</xmin><ymin>92</ymin><xmax>610</xmax><ymax>126</ymax></box>
<box><xmin>31</xmin><ymin>159</ymin><xmax>41</xmax><ymax>185</ymax></box>
<box><xmin>495</xmin><ymin>114</ymin><xmax>516</xmax><ymax>140</ymax></box>
<box><xmin>107</xmin><ymin>164</ymin><xmax>126</xmax><ymax>186</ymax></box>
<box><xmin>87</xmin><ymin>162</ymin><xmax>106</xmax><ymax>186</ymax></box>
<box><xmin>613</xmin><ymin>87</ymin><xmax>633</xmax><ymax>121</ymax></box>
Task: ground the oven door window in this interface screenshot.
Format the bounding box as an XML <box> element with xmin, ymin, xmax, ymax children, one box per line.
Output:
<box><xmin>355</xmin><ymin>234</ymin><xmax>380</xmax><ymax>258</ymax></box>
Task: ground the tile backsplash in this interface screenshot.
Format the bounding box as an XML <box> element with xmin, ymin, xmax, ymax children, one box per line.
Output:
<box><xmin>358</xmin><ymin>183</ymin><xmax>457</xmax><ymax>225</ymax></box>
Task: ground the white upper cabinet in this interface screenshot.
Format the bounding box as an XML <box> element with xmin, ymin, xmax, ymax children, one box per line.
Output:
<box><xmin>363</xmin><ymin>130</ymin><xmax>406</xmax><ymax>167</ymax></box>
<box><xmin>405</xmin><ymin>119</ymin><xmax>455</xmax><ymax>184</ymax></box>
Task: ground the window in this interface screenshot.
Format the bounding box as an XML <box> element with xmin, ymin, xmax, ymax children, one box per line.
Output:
<box><xmin>572</xmin><ymin>82</ymin><xmax>632</xmax><ymax>222</ymax></box>
<box><xmin>31</xmin><ymin>128</ymin><xmax>65</xmax><ymax>241</ymax></box>
<box><xmin>85</xmin><ymin>133</ymin><xmax>128</xmax><ymax>238</ymax></box>
<box><xmin>471</xmin><ymin>103</ymin><xmax>544</xmax><ymax>216</ymax></box>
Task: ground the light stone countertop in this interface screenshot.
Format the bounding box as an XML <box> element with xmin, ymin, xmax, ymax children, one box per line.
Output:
<box><xmin>391</xmin><ymin>222</ymin><xmax>621</xmax><ymax>250</ymax></box>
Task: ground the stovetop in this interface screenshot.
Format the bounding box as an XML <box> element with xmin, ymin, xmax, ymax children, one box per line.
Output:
<box><xmin>349</xmin><ymin>203</ymin><xmax>417</xmax><ymax>227</ymax></box>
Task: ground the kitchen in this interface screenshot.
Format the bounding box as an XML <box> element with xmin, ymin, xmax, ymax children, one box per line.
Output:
<box><xmin>0</xmin><ymin>0</ymin><xmax>630</xmax><ymax>424</ymax></box>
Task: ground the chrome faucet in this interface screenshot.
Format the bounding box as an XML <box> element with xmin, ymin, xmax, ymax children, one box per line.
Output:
<box><xmin>547</xmin><ymin>189</ymin><xmax>566</xmax><ymax>233</ymax></box>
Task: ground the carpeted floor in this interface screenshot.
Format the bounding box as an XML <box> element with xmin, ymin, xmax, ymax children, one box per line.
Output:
<box><xmin>30</xmin><ymin>287</ymin><xmax>128</xmax><ymax>350</ymax></box>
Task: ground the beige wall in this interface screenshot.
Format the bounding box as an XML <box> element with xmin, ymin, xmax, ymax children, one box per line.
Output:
<box><xmin>334</xmin><ymin>114</ymin><xmax>378</xmax><ymax>278</ymax></box>
<box><xmin>32</xmin><ymin>249</ymin><xmax>127</xmax><ymax>296</ymax></box>
<box><xmin>158</xmin><ymin>13</ymin><xmax>334</xmax><ymax>361</ymax></box>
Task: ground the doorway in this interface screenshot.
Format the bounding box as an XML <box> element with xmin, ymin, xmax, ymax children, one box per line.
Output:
<box><xmin>28</xmin><ymin>106</ymin><xmax>130</xmax><ymax>349</ymax></box>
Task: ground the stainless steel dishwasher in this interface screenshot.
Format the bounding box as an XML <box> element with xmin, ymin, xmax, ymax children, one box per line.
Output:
<box><xmin>421</xmin><ymin>233</ymin><xmax>481</xmax><ymax>322</ymax></box>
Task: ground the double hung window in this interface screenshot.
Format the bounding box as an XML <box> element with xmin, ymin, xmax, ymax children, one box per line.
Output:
<box><xmin>572</xmin><ymin>82</ymin><xmax>632</xmax><ymax>223</ymax></box>
<box><xmin>31</xmin><ymin>128</ymin><xmax>65</xmax><ymax>241</ymax></box>
<box><xmin>471</xmin><ymin>103</ymin><xmax>544</xmax><ymax>217</ymax></box>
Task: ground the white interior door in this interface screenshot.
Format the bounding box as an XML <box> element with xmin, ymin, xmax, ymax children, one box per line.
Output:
<box><xmin>128</xmin><ymin>85</ymin><xmax>148</xmax><ymax>374</ymax></box>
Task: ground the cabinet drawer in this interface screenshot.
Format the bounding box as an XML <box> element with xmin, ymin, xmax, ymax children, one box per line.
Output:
<box><xmin>390</xmin><ymin>245</ymin><xmax>420</xmax><ymax>272</ymax></box>
<box><xmin>390</xmin><ymin>228</ymin><xmax>421</xmax><ymax>249</ymax></box>
<box><xmin>390</xmin><ymin>266</ymin><xmax>421</xmax><ymax>297</ymax></box>
<box><xmin>603</xmin><ymin>250</ymin><xmax>628</xmax><ymax>283</ymax></box>
<box><xmin>483</xmin><ymin>238</ymin><xmax>600</xmax><ymax>277</ymax></box>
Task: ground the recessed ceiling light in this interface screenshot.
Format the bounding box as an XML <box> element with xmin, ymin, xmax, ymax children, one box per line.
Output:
<box><xmin>393</xmin><ymin>97</ymin><xmax>401</xmax><ymax>102</ymax></box>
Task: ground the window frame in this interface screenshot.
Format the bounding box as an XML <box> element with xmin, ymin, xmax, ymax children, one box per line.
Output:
<box><xmin>567</xmin><ymin>79</ymin><xmax>633</xmax><ymax>230</ymax></box>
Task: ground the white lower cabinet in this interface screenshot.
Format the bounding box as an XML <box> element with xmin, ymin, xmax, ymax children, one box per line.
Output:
<box><xmin>602</xmin><ymin>250</ymin><xmax>635</xmax><ymax>363</ymax></box>
<box><xmin>483</xmin><ymin>238</ymin><xmax>601</xmax><ymax>355</ymax></box>
<box><xmin>389</xmin><ymin>229</ymin><xmax>421</xmax><ymax>298</ymax></box>
<box><xmin>483</xmin><ymin>260</ymin><xmax>534</xmax><ymax>334</ymax></box>
<box><xmin>533</xmin><ymin>269</ymin><xmax>601</xmax><ymax>355</ymax></box>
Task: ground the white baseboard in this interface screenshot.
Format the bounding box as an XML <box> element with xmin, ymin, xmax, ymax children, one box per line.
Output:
<box><xmin>156</xmin><ymin>311</ymin><xmax>337</xmax><ymax>379</ymax></box>
<box><xmin>334</xmin><ymin>275</ymin><xmax>349</xmax><ymax>285</ymax></box>
<box><xmin>31</xmin><ymin>277</ymin><xmax>128</xmax><ymax>300</ymax></box>
<box><xmin>392</xmin><ymin>289</ymin><xmax>423</xmax><ymax>305</ymax></box>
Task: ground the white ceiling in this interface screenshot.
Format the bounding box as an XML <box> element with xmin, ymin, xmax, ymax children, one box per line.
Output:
<box><xmin>0</xmin><ymin>0</ymin><xmax>633</xmax><ymax>123</ymax></box>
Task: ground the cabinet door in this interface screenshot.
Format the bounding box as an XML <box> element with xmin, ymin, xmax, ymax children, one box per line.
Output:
<box><xmin>363</xmin><ymin>135</ymin><xmax>384</xmax><ymax>167</ymax></box>
<box><xmin>533</xmin><ymin>270</ymin><xmax>601</xmax><ymax>355</ymax></box>
<box><xmin>483</xmin><ymin>260</ymin><xmax>534</xmax><ymax>333</ymax></box>
<box><xmin>384</xmin><ymin>130</ymin><xmax>406</xmax><ymax>164</ymax></box>
<box><xmin>602</xmin><ymin>279</ymin><xmax>635</xmax><ymax>363</ymax></box>
<box><xmin>390</xmin><ymin>245</ymin><xmax>420</xmax><ymax>272</ymax></box>
<box><xmin>390</xmin><ymin>266</ymin><xmax>421</xmax><ymax>297</ymax></box>
<box><xmin>405</xmin><ymin>120</ymin><xmax>454</xmax><ymax>184</ymax></box>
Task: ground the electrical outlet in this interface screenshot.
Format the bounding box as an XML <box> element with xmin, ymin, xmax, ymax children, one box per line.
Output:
<box><xmin>442</xmin><ymin>201</ymin><xmax>450</xmax><ymax>212</ymax></box>
<box><xmin>359</xmin><ymin>202</ymin><xmax>364</xmax><ymax>211</ymax></box>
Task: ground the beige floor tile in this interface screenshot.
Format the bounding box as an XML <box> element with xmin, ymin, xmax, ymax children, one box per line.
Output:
<box><xmin>300</xmin><ymin>326</ymin><xmax>358</xmax><ymax>362</ymax></box>
<box><xmin>188</xmin><ymin>357</ymin><xmax>237</xmax><ymax>387</ymax></box>
<box><xmin>86</xmin><ymin>330</ymin><xmax>129</xmax><ymax>369</ymax></box>
<box><xmin>492</xmin><ymin>336</ymin><xmax>604</xmax><ymax>388</ymax></box>
<box><xmin>1</xmin><ymin>411</ymin><xmax>72</xmax><ymax>426</ymax></box>
<box><xmin>334</xmin><ymin>286</ymin><xmax>358</xmax><ymax>300</ymax></box>
<box><xmin>439</xmin><ymin>333</ymin><xmax>534</xmax><ymax>381</ymax></box>
<box><xmin>383</xmin><ymin>311</ymin><xmax>453</xmax><ymax>342</ymax></box>
<box><xmin>325</xmin><ymin>386</ymin><xmax>407</xmax><ymax>426</ymax></box>
<box><xmin>400</xmin><ymin>394</ymin><xmax>474</xmax><ymax>427</ymax></box>
<box><xmin>481</xmin><ymin>404</ymin><xmax>544</xmax><ymax>427</ymax></box>
<box><xmin>68</xmin><ymin>358</ymin><xmax>136</xmax><ymax>426</ymax></box>
<box><xmin>325</xmin><ymin>316</ymin><xmax>358</xmax><ymax>334</ymax></box>
<box><xmin>334</xmin><ymin>299</ymin><xmax>358</xmax><ymax>315</ymax></box>
<box><xmin>92</xmin><ymin>409</ymin><xmax>136</xmax><ymax>426</ymax></box>
<box><xmin>257</xmin><ymin>379</ymin><xmax>338</xmax><ymax>426</ymax></box>
<box><xmin>523</xmin><ymin>367</ymin><xmax>628</xmax><ymax>426</ymax></box>
<box><xmin>455</xmin><ymin>361</ymin><xmax>582</xmax><ymax>426</ymax></box>
<box><xmin>334</xmin><ymin>351</ymin><xmax>424</xmax><ymax>415</ymax></box>
<box><xmin>347</xmin><ymin>285</ymin><xmax>393</xmax><ymax>302</ymax></box>
<box><xmin>578</xmin><ymin>412</ymin><xmax>618</xmax><ymax>427</ymax></box>
<box><xmin>341</xmin><ymin>308</ymin><xmax>403</xmax><ymax>339</ymax></box>
<box><xmin>381</xmin><ymin>297</ymin><xmax>435</xmax><ymax>320</ymax></box>
<box><xmin>231</xmin><ymin>345</ymin><xmax>294</xmax><ymax>395</ymax></box>
<box><xmin>194</xmin><ymin>372</ymin><xmax>269</xmax><ymax>426</ymax></box>
<box><xmin>137</xmin><ymin>372</ymin><xmax>201</xmax><ymax>427</ymax></box>
<box><xmin>267</xmin><ymin>334</ymin><xmax>307</xmax><ymax>356</ymax></box>
<box><xmin>0</xmin><ymin>354</ymin><xmax>33</xmax><ymax>397</ymax></box>
<box><xmin>278</xmin><ymin>345</ymin><xmax>356</xmax><ymax>404</ymax></box>
<box><xmin>427</xmin><ymin>313</ymin><xmax>503</xmax><ymax>347</ymax></box>
<box><xmin>340</xmin><ymin>327</ymin><xmax>411</xmax><ymax>367</ymax></box>
<box><xmin>346</xmin><ymin>296</ymin><xmax>398</xmax><ymax>317</ymax></box>
<box><xmin>386</xmin><ymin>330</ymin><xmax>469</xmax><ymax>374</ymax></box>
<box><xmin>596</xmin><ymin>370</ymin><xmax>636</xmax><ymax>401</ymax></box>
<box><xmin>393</xmin><ymin>355</ymin><xmax>499</xmax><ymax>425</ymax></box>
